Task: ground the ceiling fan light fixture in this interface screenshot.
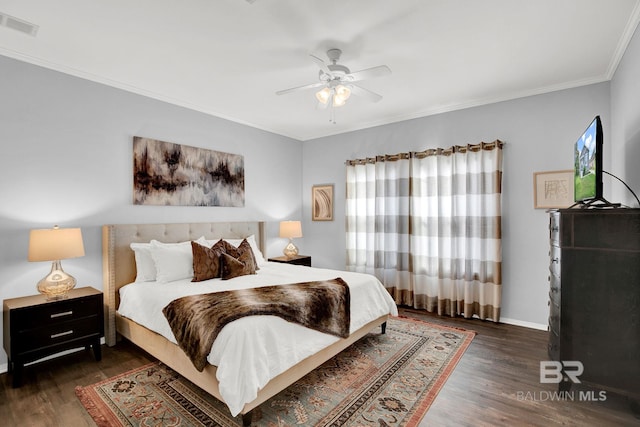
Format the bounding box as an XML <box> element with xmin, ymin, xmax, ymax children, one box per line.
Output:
<box><xmin>315</xmin><ymin>87</ymin><xmax>331</xmax><ymax>104</ymax></box>
<box><xmin>333</xmin><ymin>85</ymin><xmax>351</xmax><ymax>107</ymax></box>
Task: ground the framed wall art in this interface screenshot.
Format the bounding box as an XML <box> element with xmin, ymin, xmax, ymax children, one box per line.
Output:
<box><xmin>133</xmin><ymin>136</ymin><xmax>244</xmax><ymax>207</ymax></box>
<box><xmin>533</xmin><ymin>170</ymin><xmax>574</xmax><ymax>209</ymax></box>
<box><xmin>312</xmin><ymin>184</ymin><xmax>334</xmax><ymax>221</ymax></box>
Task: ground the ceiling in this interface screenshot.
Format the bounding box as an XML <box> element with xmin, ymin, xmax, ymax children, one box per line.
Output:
<box><xmin>1</xmin><ymin>0</ymin><xmax>639</xmax><ymax>141</ymax></box>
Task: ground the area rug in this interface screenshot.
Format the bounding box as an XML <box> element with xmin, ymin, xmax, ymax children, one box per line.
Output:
<box><xmin>76</xmin><ymin>316</ymin><xmax>474</xmax><ymax>426</ymax></box>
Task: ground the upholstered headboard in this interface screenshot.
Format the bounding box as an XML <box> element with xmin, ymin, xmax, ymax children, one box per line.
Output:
<box><xmin>102</xmin><ymin>221</ymin><xmax>265</xmax><ymax>346</ymax></box>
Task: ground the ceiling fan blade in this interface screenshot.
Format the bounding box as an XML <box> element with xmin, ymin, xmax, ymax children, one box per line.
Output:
<box><xmin>349</xmin><ymin>84</ymin><xmax>383</xmax><ymax>103</ymax></box>
<box><xmin>276</xmin><ymin>81</ymin><xmax>325</xmax><ymax>96</ymax></box>
<box><xmin>310</xmin><ymin>53</ymin><xmax>332</xmax><ymax>75</ymax></box>
<box><xmin>345</xmin><ymin>65</ymin><xmax>391</xmax><ymax>82</ymax></box>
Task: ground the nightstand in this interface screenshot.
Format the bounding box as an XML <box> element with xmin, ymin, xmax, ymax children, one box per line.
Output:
<box><xmin>3</xmin><ymin>286</ymin><xmax>104</xmax><ymax>387</ymax></box>
<box><xmin>268</xmin><ymin>255</ymin><xmax>312</xmax><ymax>267</ymax></box>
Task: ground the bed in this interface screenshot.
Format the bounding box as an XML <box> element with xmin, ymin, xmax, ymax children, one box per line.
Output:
<box><xmin>102</xmin><ymin>221</ymin><xmax>397</xmax><ymax>425</ymax></box>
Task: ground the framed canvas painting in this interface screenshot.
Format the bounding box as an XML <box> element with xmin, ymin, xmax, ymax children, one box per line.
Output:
<box><xmin>312</xmin><ymin>184</ymin><xmax>334</xmax><ymax>221</ymax></box>
<box><xmin>133</xmin><ymin>136</ymin><xmax>244</xmax><ymax>207</ymax></box>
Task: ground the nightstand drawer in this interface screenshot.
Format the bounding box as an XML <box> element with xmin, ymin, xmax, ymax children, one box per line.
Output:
<box><xmin>268</xmin><ymin>255</ymin><xmax>312</xmax><ymax>266</ymax></box>
<box><xmin>12</xmin><ymin>296</ymin><xmax>100</xmax><ymax>331</ymax></box>
<box><xmin>12</xmin><ymin>316</ymin><xmax>100</xmax><ymax>353</ymax></box>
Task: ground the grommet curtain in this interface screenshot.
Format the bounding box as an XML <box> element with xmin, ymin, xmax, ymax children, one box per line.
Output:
<box><xmin>345</xmin><ymin>141</ymin><xmax>503</xmax><ymax>321</ymax></box>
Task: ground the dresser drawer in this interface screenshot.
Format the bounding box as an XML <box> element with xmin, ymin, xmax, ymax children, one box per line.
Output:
<box><xmin>548</xmin><ymin>328</ymin><xmax>560</xmax><ymax>361</ymax></box>
<box><xmin>549</xmin><ymin>213</ymin><xmax>560</xmax><ymax>246</ymax></box>
<box><xmin>11</xmin><ymin>295</ymin><xmax>100</xmax><ymax>331</ymax></box>
<box><xmin>548</xmin><ymin>296</ymin><xmax>560</xmax><ymax>333</ymax></box>
<box><xmin>548</xmin><ymin>245</ymin><xmax>561</xmax><ymax>277</ymax></box>
<box><xmin>548</xmin><ymin>273</ymin><xmax>560</xmax><ymax>302</ymax></box>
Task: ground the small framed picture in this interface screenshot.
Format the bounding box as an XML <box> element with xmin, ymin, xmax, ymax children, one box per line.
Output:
<box><xmin>533</xmin><ymin>170</ymin><xmax>574</xmax><ymax>209</ymax></box>
<box><xmin>312</xmin><ymin>184</ymin><xmax>334</xmax><ymax>221</ymax></box>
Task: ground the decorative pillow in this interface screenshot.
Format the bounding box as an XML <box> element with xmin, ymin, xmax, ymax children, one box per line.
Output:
<box><xmin>191</xmin><ymin>240</ymin><xmax>226</xmax><ymax>282</ymax></box>
<box><xmin>227</xmin><ymin>235</ymin><xmax>266</xmax><ymax>267</ymax></box>
<box><xmin>150</xmin><ymin>239</ymin><xmax>197</xmax><ymax>283</ymax></box>
<box><xmin>203</xmin><ymin>235</ymin><xmax>265</xmax><ymax>268</ymax></box>
<box><xmin>220</xmin><ymin>251</ymin><xmax>256</xmax><ymax>280</ymax></box>
<box><xmin>222</xmin><ymin>238</ymin><xmax>260</xmax><ymax>271</ymax></box>
<box><xmin>130</xmin><ymin>242</ymin><xmax>155</xmax><ymax>282</ymax></box>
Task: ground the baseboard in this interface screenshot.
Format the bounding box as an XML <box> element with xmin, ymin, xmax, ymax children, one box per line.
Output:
<box><xmin>500</xmin><ymin>317</ymin><xmax>548</xmax><ymax>331</ymax></box>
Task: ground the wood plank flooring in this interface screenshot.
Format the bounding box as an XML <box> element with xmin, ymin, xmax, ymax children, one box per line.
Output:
<box><xmin>1</xmin><ymin>308</ymin><xmax>638</xmax><ymax>426</ymax></box>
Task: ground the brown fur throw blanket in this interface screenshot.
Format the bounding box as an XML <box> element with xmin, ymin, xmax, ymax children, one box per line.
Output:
<box><xmin>162</xmin><ymin>278</ymin><xmax>351</xmax><ymax>371</ymax></box>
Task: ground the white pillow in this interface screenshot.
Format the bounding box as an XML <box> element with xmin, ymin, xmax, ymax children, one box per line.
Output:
<box><xmin>245</xmin><ymin>235</ymin><xmax>267</xmax><ymax>266</ymax></box>
<box><xmin>149</xmin><ymin>237</ymin><xmax>206</xmax><ymax>283</ymax></box>
<box><xmin>130</xmin><ymin>242</ymin><xmax>155</xmax><ymax>282</ymax></box>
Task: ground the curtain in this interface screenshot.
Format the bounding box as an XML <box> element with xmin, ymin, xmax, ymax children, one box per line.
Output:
<box><xmin>345</xmin><ymin>141</ymin><xmax>503</xmax><ymax>321</ymax></box>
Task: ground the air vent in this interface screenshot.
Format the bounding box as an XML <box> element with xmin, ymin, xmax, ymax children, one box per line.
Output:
<box><xmin>0</xmin><ymin>12</ymin><xmax>38</xmax><ymax>36</ymax></box>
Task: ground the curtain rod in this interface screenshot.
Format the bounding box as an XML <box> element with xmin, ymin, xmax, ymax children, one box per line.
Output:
<box><xmin>345</xmin><ymin>139</ymin><xmax>504</xmax><ymax>165</ymax></box>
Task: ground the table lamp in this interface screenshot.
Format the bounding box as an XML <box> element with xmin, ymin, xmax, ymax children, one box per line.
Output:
<box><xmin>28</xmin><ymin>225</ymin><xmax>85</xmax><ymax>300</ymax></box>
<box><xmin>279</xmin><ymin>220</ymin><xmax>302</xmax><ymax>259</ymax></box>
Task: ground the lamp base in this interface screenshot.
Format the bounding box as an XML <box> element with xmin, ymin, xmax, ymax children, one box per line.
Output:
<box><xmin>283</xmin><ymin>240</ymin><xmax>299</xmax><ymax>259</ymax></box>
<box><xmin>37</xmin><ymin>260</ymin><xmax>76</xmax><ymax>300</ymax></box>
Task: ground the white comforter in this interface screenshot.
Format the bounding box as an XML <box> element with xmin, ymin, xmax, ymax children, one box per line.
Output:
<box><xmin>117</xmin><ymin>262</ymin><xmax>398</xmax><ymax>416</ymax></box>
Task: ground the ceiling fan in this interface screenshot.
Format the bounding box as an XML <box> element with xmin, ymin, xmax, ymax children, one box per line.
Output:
<box><xmin>276</xmin><ymin>48</ymin><xmax>391</xmax><ymax>122</ymax></box>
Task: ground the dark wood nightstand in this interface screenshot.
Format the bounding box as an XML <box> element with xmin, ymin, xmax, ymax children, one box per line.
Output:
<box><xmin>3</xmin><ymin>286</ymin><xmax>104</xmax><ymax>387</ymax></box>
<box><xmin>268</xmin><ymin>255</ymin><xmax>312</xmax><ymax>267</ymax></box>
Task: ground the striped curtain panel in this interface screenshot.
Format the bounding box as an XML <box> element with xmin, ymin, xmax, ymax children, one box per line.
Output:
<box><xmin>345</xmin><ymin>141</ymin><xmax>503</xmax><ymax>321</ymax></box>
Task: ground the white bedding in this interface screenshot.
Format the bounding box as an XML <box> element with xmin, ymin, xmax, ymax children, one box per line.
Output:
<box><xmin>117</xmin><ymin>261</ymin><xmax>398</xmax><ymax>416</ymax></box>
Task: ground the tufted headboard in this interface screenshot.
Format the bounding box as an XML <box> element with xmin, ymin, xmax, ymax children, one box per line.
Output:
<box><xmin>102</xmin><ymin>221</ymin><xmax>265</xmax><ymax>346</ymax></box>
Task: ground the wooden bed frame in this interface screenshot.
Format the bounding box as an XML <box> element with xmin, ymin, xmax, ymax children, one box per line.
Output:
<box><xmin>102</xmin><ymin>221</ymin><xmax>388</xmax><ymax>425</ymax></box>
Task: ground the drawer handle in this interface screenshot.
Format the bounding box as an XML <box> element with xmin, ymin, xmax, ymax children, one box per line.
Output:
<box><xmin>51</xmin><ymin>310</ymin><xmax>73</xmax><ymax>319</ymax></box>
<box><xmin>551</xmin><ymin>258</ymin><xmax>559</xmax><ymax>264</ymax></box>
<box><xmin>51</xmin><ymin>330</ymin><xmax>74</xmax><ymax>339</ymax></box>
<box><xmin>550</xmin><ymin>226</ymin><xmax>559</xmax><ymax>232</ymax></box>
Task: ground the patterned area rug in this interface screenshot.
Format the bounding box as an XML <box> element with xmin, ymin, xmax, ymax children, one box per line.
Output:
<box><xmin>76</xmin><ymin>316</ymin><xmax>474</xmax><ymax>426</ymax></box>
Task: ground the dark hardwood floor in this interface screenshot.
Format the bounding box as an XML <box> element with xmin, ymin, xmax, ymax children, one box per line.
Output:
<box><xmin>1</xmin><ymin>308</ymin><xmax>638</xmax><ymax>426</ymax></box>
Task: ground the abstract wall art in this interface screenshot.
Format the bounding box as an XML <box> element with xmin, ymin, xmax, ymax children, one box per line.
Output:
<box><xmin>533</xmin><ymin>170</ymin><xmax>573</xmax><ymax>209</ymax></box>
<box><xmin>133</xmin><ymin>136</ymin><xmax>245</xmax><ymax>207</ymax></box>
<box><xmin>312</xmin><ymin>184</ymin><xmax>334</xmax><ymax>221</ymax></box>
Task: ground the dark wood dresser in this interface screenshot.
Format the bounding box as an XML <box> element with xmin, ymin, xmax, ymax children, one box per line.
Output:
<box><xmin>548</xmin><ymin>209</ymin><xmax>640</xmax><ymax>401</ymax></box>
<box><xmin>3</xmin><ymin>287</ymin><xmax>104</xmax><ymax>387</ymax></box>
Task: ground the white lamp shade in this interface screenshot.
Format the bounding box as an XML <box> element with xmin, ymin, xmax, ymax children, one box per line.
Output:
<box><xmin>28</xmin><ymin>227</ymin><xmax>85</xmax><ymax>262</ymax></box>
<box><xmin>279</xmin><ymin>221</ymin><xmax>302</xmax><ymax>239</ymax></box>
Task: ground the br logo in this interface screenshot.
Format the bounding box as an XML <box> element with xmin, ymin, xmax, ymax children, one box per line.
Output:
<box><xmin>540</xmin><ymin>361</ymin><xmax>584</xmax><ymax>383</ymax></box>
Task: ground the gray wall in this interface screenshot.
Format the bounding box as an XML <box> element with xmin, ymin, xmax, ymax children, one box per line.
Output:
<box><xmin>1</xmin><ymin>23</ymin><xmax>639</xmax><ymax>368</ymax></box>
<box><xmin>300</xmin><ymin>24</ymin><xmax>640</xmax><ymax>327</ymax></box>
<box><xmin>0</xmin><ymin>56</ymin><xmax>303</xmax><ymax>369</ymax></box>
<box><xmin>611</xmin><ymin>25</ymin><xmax>640</xmax><ymax>207</ymax></box>
<box><xmin>301</xmin><ymin>84</ymin><xmax>613</xmax><ymax>329</ymax></box>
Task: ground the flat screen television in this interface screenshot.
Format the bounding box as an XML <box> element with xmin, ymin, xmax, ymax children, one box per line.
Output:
<box><xmin>573</xmin><ymin>116</ymin><xmax>603</xmax><ymax>203</ymax></box>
